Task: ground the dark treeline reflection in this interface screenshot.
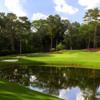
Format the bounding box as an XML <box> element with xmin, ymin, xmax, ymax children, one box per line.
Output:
<box><xmin>0</xmin><ymin>66</ymin><xmax>100</xmax><ymax>99</ymax></box>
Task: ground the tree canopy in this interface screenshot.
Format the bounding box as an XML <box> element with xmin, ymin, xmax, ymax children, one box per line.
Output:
<box><xmin>0</xmin><ymin>8</ymin><xmax>100</xmax><ymax>55</ymax></box>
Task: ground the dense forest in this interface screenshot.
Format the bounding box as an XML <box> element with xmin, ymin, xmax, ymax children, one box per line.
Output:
<box><xmin>0</xmin><ymin>8</ymin><xmax>100</xmax><ymax>55</ymax></box>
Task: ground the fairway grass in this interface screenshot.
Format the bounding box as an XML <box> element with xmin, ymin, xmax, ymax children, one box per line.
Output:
<box><xmin>0</xmin><ymin>50</ymin><xmax>100</xmax><ymax>69</ymax></box>
<box><xmin>0</xmin><ymin>81</ymin><xmax>60</xmax><ymax>100</ymax></box>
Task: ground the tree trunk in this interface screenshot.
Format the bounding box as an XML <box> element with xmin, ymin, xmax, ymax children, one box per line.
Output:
<box><xmin>70</xmin><ymin>35</ymin><xmax>72</xmax><ymax>50</ymax></box>
<box><xmin>55</xmin><ymin>39</ymin><xmax>57</xmax><ymax>50</ymax></box>
<box><xmin>50</xmin><ymin>34</ymin><xmax>53</xmax><ymax>50</ymax></box>
<box><xmin>87</xmin><ymin>33</ymin><xmax>90</xmax><ymax>49</ymax></box>
<box><xmin>10</xmin><ymin>35</ymin><xmax>15</xmax><ymax>51</ymax></box>
<box><xmin>19</xmin><ymin>39</ymin><xmax>22</xmax><ymax>54</ymax></box>
<box><xmin>93</xmin><ymin>25</ymin><xmax>97</xmax><ymax>48</ymax></box>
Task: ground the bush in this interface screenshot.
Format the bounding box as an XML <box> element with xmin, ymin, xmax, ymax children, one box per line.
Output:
<box><xmin>50</xmin><ymin>48</ymin><xmax>56</xmax><ymax>52</ymax></box>
<box><xmin>56</xmin><ymin>43</ymin><xmax>64</xmax><ymax>51</ymax></box>
<box><xmin>0</xmin><ymin>50</ymin><xmax>17</xmax><ymax>56</ymax></box>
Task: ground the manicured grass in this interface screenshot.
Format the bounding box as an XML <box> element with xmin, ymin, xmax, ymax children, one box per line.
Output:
<box><xmin>0</xmin><ymin>50</ymin><xmax>100</xmax><ymax>69</ymax></box>
<box><xmin>0</xmin><ymin>81</ymin><xmax>60</xmax><ymax>100</ymax></box>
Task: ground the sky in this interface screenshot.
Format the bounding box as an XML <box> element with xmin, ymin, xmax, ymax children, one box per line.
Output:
<box><xmin>0</xmin><ymin>0</ymin><xmax>100</xmax><ymax>23</ymax></box>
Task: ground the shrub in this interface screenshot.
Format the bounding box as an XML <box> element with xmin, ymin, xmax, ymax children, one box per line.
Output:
<box><xmin>50</xmin><ymin>48</ymin><xmax>56</xmax><ymax>52</ymax></box>
<box><xmin>56</xmin><ymin>43</ymin><xmax>64</xmax><ymax>51</ymax></box>
<box><xmin>0</xmin><ymin>50</ymin><xmax>17</xmax><ymax>56</ymax></box>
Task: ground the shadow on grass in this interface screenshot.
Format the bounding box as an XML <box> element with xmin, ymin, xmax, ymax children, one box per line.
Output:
<box><xmin>0</xmin><ymin>57</ymin><xmax>47</xmax><ymax>69</ymax></box>
<box><xmin>22</xmin><ymin>53</ymin><xmax>53</xmax><ymax>57</ymax></box>
<box><xmin>19</xmin><ymin>58</ymin><xmax>46</xmax><ymax>66</ymax></box>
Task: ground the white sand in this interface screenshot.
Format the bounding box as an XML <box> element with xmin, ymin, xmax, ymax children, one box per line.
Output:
<box><xmin>1</xmin><ymin>59</ymin><xmax>18</xmax><ymax>62</ymax></box>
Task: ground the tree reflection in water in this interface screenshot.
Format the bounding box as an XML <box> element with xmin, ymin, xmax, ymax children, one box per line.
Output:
<box><xmin>0</xmin><ymin>66</ymin><xmax>100</xmax><ymax>100</ymax></box>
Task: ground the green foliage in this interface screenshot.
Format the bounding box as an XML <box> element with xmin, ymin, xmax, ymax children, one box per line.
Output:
<box><xmin>0</xmin><ymin>50</ymin><xmax>17</xmax><ymax>56</ymax></box>
<box><xmin>0</xmin><ymin>8</ymin><xmax>100</xmax><ymax>55</ymax></box>
<box><xmin>56</xmin><ymin>43</ymin><xmax>64</xmax><ymax>50</ymax></box>
<box><xmin>50</xmin><ymin>48</ymin><xmax>56</xmax><ymax>52</ymax></box>
<box><xmin>84</xmin><ymin>8</ymin><xmax>100</xmax><ymax>48</ymax></box>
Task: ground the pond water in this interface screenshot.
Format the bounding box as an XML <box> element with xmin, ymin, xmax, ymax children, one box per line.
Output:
<box><xmin>0</xmin><ymin>65</ymin><xmax>100</xmax><ymax>100</ymax></box>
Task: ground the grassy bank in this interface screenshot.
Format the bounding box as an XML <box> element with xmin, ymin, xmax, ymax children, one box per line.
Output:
<box><xmin>0</xmin><ymin>81</ymin><xmax>60</xmax><ymax>100</ymax></box>
<box><xmin>0</xmin><ymin>50</ymin><xmax>100</xmax><ymax>69</ymax></box>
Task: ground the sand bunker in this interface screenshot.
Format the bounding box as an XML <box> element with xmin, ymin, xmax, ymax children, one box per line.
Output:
<box><xmin>2</xmin><ymin>59</ymin><xmax>18</xmax><ymax>62</ymax></box>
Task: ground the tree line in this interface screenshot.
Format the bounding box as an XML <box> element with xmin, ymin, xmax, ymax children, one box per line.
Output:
<box><xmin>0</xmin><ymin>8</ymin><xmax>100</xmax><ymax>55</ymax></box>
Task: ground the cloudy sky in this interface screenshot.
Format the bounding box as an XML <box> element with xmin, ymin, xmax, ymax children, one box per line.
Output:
<box><xmin>0</xmin><ymin>0</ymin><xmax>100</xmax><ymax>23</ymax></box>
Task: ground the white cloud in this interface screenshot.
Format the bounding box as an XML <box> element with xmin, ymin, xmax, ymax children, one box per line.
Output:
<box><xmin>31</xmin><ymin>13</ymin><xmax>48</xmax><ymax>21</ymax></box>
<box><xmin>53</xmin><ymin>0</ymin><xmax>79</xmax><ymax>15</ymax></box>
<box><xmin>59</xmin><ymin>89</ymin><xmax>69</xmax><ymax>100</ymax></box>
<box><xmin>59</xmin><ymin>87</ymin><xmax>81</xmax><ymax>100</ymax></box>
<box><xmin>78</xmin><ymin>0</ymin><xmax>100</xmax><ymax>9</ymax></box>
<box><xmin>31</xmin><ymin>12</ymin><xmax>68</xmax><ymax>21</ymax></box>
<box><xmin>4</xmin><ymin>0</ymin><xmax>27</xmax><ymax>16</ymax></box>
<box><xmin>77</xmin><ymin>93</ymin><xmax>84</xmax><ymax>100</ymax></box>
<box><xmin>61</xmin><ymin>16</ymin><xmax>68</xmax><ymax>20</ymax></box>
<box><xmin>0</xmin><ymin>0</ymin><xmax>7</xmax><ymax>12</ymax></box>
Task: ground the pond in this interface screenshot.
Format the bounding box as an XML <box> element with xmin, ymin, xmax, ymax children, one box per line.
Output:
<box><xmin>0</xmin><ymin>65</ymin><xmax>100</xmax><ymax>100</ymax></box>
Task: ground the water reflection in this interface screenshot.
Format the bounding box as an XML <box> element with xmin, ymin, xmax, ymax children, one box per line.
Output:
<box><xmin>0</xmin><ymin>66</ymin><xmax>100</xmax><ymax>100</ymax></box>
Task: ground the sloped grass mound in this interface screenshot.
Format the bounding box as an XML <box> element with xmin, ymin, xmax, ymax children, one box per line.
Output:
<box><xmin>0</xmin><ymin>81</ymin><xmax>60</xmax><ymax>100</ymax></box>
